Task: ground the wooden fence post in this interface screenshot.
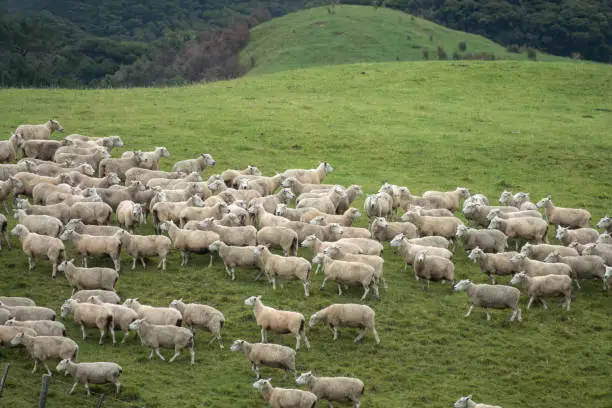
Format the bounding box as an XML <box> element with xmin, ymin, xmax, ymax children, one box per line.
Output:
<box><xmin>96</xmin><ymin>393</ymin><xmax>105</xmax><ymax>408</ymax></box>
<box><xmin>38</xmin><ymin>374</ymin><xmax>50</xmax><ymax>408</ymax></box>
<box><xmin>0</xmin><ymin>364</ymin><xmax>9</xmax><ymax>397</ymax></box>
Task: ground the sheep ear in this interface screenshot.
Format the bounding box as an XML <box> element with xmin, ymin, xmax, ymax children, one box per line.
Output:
<box><xmin>178</xmin><ymin>298</ymin><xmax>183</xmax><ymax>302</ymax></box>
<box><xmin>69</xmin><ymin>258</ymin><xmax>74</xmax><ymax>263</ymax></box>
<box><xmin>466</xmin><ymin>395</ymin><xmax>472</xmax><ymax>400</ymax></box>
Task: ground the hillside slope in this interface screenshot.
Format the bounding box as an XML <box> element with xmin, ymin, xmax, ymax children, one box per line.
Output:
<box><xmin>242</xmin><ymin>5</ymin><xmax>569</xmax><ymax>75</ymax></box>
<box><xmin>0</xmin><ymin>61</ymin><xmax>611</xmax><ymax>408</ymax></box>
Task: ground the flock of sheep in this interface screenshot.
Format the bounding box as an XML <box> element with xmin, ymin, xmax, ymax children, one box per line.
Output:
<box><xmin>0</xmin><ymin>119</ymin><xmax>611</xmax><ymax>407</ymax></box>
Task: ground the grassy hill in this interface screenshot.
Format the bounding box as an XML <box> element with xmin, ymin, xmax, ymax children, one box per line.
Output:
<box><xmin>241</xmin><ymin>5</ymin><xmax>570</xmax><ymax>75</ymax></box>
<box><xmin>0</xmin><ymin>60</ymin><xmax>611</xmax><ymax>408</ymax></box>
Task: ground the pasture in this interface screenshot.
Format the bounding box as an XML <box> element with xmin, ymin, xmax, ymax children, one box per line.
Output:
<box><xmin>0</xmin><ymin>60</ymin><xmax>611</xmax><ymax>407</ymax></box>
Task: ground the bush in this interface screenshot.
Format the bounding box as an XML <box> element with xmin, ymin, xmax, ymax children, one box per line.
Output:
<box><xmin>422</xmin><ymin>49</ymin><xmax>429</xmax><ymax>60</ymax></box>
<box><xmin>458</xmin><ymin>41</ymin><xmax>467</xmax><ymax>52</ymax></box>
<box><xmin>527</xmin><ymin>48</ymin><xmax>537</xmax><ymax>60</ymax></box>
<box><xmin>437</xmin><ymin>46</ymin><xmax>447</xmax><ymax>60</ymax></box>
<box><xmin>506</xmin><ymin>44</ymin><xmax>521</xmax><ymax>53</ymax></box>
<box><xmin>429</xmin><ymin>34</ymin><xmax>434</xmax><ymax>41</ymax></box>
<box><xmin>452</xmin><ymin>51</ymin><xmax>461</xmax><ymax>60</ymax></box>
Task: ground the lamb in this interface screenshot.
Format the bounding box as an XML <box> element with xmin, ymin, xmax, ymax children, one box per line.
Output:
<box><xmin>296</xmin><ymin>371</ymin><xmax>364</xmax><ymax>408</ymax></box>
<box><xmin>66</xmin><ymin>201</ymin><xmax>114</xmax><ymax>226</ymax></box>
<box><xmin>401</xmin><ymin>211</ymin><xmax>464</xmax><ymax>242</ymax></box>
<box><xmin>122</xmin><ymin>298</ymin><xmax>182</xmax><ymax>326</ymax></box>
<box><xmin>422</xmin><ymin>187</ymin><xmax>470</xmax><ymax>212</ymax></box>
<box><xmin>4</xmin><ymin>319</ymin><xmax>66</xmax><ymax>336</ymax></box>
<box><xmin>121</xmin><ymin>146</ymin><xmax>170</xmax><ymax>170</ymax></box>
<box><xmin>363</xmin><ymin>192</ymin><xmax>393</xmax><ymax>226</ymax></box>
<box><xmin>456</xmin><ymin>225</ymin><xmax>507</xmax><ymax>253</ymax></box>
<box><xmin>555</xmin><ymin>226</ymin><xmax>599</xmax><ymax>245</ymax></box>
<box><xmin>59</xmin><ymin>229</ymin><xmax>122</xmax><ymax>272</ymax></box>
<box><xmin>581</xmin><ymin>243</ymin><xmax>612</xmax><ymax>265</ymax></box>
<box><xmin>282</xmin><ymin>161</ymin><xmax>333</xmax><ymax>184</ymax></box>
<box><xmin>597</xmin><ymin>215</ymin><xmax>612</xmax><ymax>233</ymax></box>
<box><xmin>467</xmin><ymin>248</ymin><xmax>519</xmax><ymax>284</ymax></box>
<box><xmin>253</xmin><ymin>378</ymin><xmax>318</xmax><ymax>408</ymax></box>
<box><xmin>454</xmin><ymin>394</ymin><xmax>502</xmax><ymax>408</ymax></box>
<box><xmin>60</xmin><ymin>298</ymin><xmax>115</xmax><ymax>344</ymax></box>
<box><xmin>297</xmin><ymin>185</ymin><xmax>345</xmax><ymax>214</ymax></box>
<box><xmin>198</xmin><ymin>217</ymin><xmax>257</xmax><ymax>246</ymax></box>
<box><xmin>510</xmin><ymin>272</ymin><xmax>572</xmax><ymax>311</ymax></box>
<box><xmin>536</xmin><ymin>195</ymin><xmax>591</xmax><ymax>228</ymax></box>
<box><xmin>0</xmin><ymin>301</ymin><xmax>56</xmax><ymax>321</ymax></box>
<box><xmin>389</xmin><ymin>233</ymin><xmax>453</xmax><ymax>273</ymax></box>
<box><xmin>509</xmin><ymin>253</ymin><xmax>571</xmax><ymax>277</ymax></box>
<box><xmin>0</xmin><ymin>134</ymin><xmax>20</xmax><ymax>163</ymax></box>
<box><xmin>22</xmin><ymin>139</ymin><xmax>72</xmax><ymax>161</ymax></box>
<box><xmin>324</xmin><ymin>244</ymin><xmax>386</xmax><ymax>290</ymax></box>
<box><xmin>169</xmin><ymin>299</ymin><xmax>224</xmax><ymax>349</ymax></box>
<box><xmin>520</xmin><ymin>242</ymin><xmax>579</xmax><ymax>261</ymax></box>
<box><xmin>222</xmin><ymin>165</ymin><xmax>262</xmax><ymax>187</ymax></box>
<box><xmin>230</xmin><ymin>339</ymin><xmax>297</xmax><ymax>379</ymax></box>
<box><xmin>208</xmin><ymin>241</ymin><xmax>260</xmax><ymax>281</ymax></box>
<box><xmin>98</xmin><ymin>151</ymin><xmax>145</xmax><ymax>181</ymax></box>
<box><xmin>0</xmin><ymin>296</ymin><xmax>35</xmax><ymax>306</ymax></box>
<box><xmin>488</xmin><ymin>216</ymin><xmax>549</xmax><ymax>249</ymax></box>
<box><xmin>129</xmin><ymin>319</ymin><xmax>195</xmax><ymax>364</ymax></box>
<box><xmin>312</xmin><ymin>253</ymin><xmax>379</xmax><ymax>301</ymax></box>
<box><xmin>86</xmin><ymin>296</ymin><xmax>138</xmax><ymax>344</ymax></box>
<box><xmin>253</xmin><ymin>245</ymin><xmax>311</xmax><ymax>297</ymax></box>
<box><xmin>69</xmin><ymin>171</ymin><xmax>121</xmax><ymax>189</ymax></box>
<box><xmin>0</xmin><ymin>159</ymin><xmax>38</xmax><ymax>181</ymax></box>
<box><xmin>54</xmin><ymin>149</ymin><xmax>110</xmax><ymax>173</ymax></box>
<box><xmin>116</xmin><ymin>200</ymin><xmax>144</xmax><ymax>233</ymax></box>
<box><xmin>13</xmin><ymin>209</ymin><xmax>63</xmax><ymax>237</ymax></box>
<box><xmin>248</xmin><ymin>203</ymin><xmax>289</xmax><ymax>228</ymax></box>
<box><xmin>543</xmin><ymin>251</ymin><xmax>607</xmax><ymax>290</ymax></box>
<box><xmin>15</xmin><ymin>119</ymin><xmax>64</xmax><ymax>141</ymax></box>
<box><xmin>116</xmin><ymin>230</ymin><xmax>171</xmax><ymax>271</ymax></box>
<box><xmin>370</xmin><ymin>216</ymin><xmax>417</xmax><ymax>243</ymax></box>
<box><xmin>11</xmin><ymin>224</ymin><xmax>65</xmax><ymax>277</ymax></box>
<box><xmin>10</xmin><ymin>331</ymin><xmax>78</xmax><ymax>376</ymax></box>
<box><xmin>72</xmin><ymin>290</ymin><xmax>120</xmax><ymax>304</ymax></box>
<box><xmin>413</xmin><ymin>251</ymin><xmax>455</xmax><ymax>290</ymax></box>
<box><xmin>244</xmin><ymin>295</ymin><xmax>309</xmax><ymax>351</ymax></box>
<box><xmin>453</xmin><ymin>279</ymin><xmax>521</xmax><ymax>321</ymax></box>
<box><xmin>159</xmin><ymin>220</ymin><xmax>219</xmax><ymax>267</ymax></box>
<box><xmin>336</xmin><ymin>185</ymin><xmax>364</xmax><ymax>214</ymax></box>
<box><xmin>57</xmin><ymin>259</ymin><xmax>119</xmax><ymax>292</ymax></box>
<box><xmin>250</xmin><ymin>188</ymin><xmax>295</xmax><ymax>214</ymax></box>
<box><xmin>309</xmin><ymin>303</ymin><xmax>380</xmax><ymax>345</ymax></box>
<box><xmin>56</xmin><ymin>359</ymin><xmax>122</xmax><ymax>396</ymax></box>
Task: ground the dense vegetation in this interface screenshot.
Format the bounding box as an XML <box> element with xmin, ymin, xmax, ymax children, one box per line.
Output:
<box><xmin>0</xmin><ymin>61</ymin><xmax>611</xmax><ymax>407</ymax></box>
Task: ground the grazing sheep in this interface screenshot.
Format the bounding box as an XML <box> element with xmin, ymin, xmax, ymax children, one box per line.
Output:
<box><xmin>510</xmin><ymin>272</ymin><xmax>572</xmax><ymax>311</ymax></box>
<box><xmin>253</xmin><ymin>245</ymin><xmax>312</xmax><ymax>297</ymax></box>
<box><xmin>509</xmin><ymin>253</ymin><xmax>571</xmax><ymax>277</ymax></box>
<box><xmin>453</xmin><ymin>279</ymin><xmax>521</xmax><ymax>321</ymax></box>
<box><xmin>98</xmin><ymin>151</ymin><xmax>145</xmax><ymax>181</ymax></box>
<box><xmin>536</xmin><ymin>195</ymin><xmax>591</xmax><ymax>228</ymax></box>
<box><xmin>59</xmin><ymin>229</ymin><xmax>122</xmax><ymax>272</ymax></box>
<box><xmin>116</xmin><ymin>200</ymin><xmax>144</xmax><ymax>233</ymax></box>
<box><xmin>555</xmin><ymin>226</ymin><xmax>599</xmax><ymax>245</ymax></box>
<box><xmin>57</xmin><ymin>259</ymin><xmax>119</xmax><ymax>292</ymax></box>
<box><xmin>454</xmin><ymin>394</ymin><xmax>502</xmax><ymax>408</ymax></box>
<box><xmin>249</xmin><ymin>203</ymin><xmax>289</xmax><ymax>228</ymax></box>
<box><xmin>11</xmin><ymin>224</ymin><xmax>65</xmax><ymax>277</ymax></box>
<box><xmin>282</xmin><ymin>161</ymin><xmax>333</xmax><ymax>184</ymax></box>
<box><xmin>208</xmin><ymin>241</ymin><xmax>260</xmax><ymax>281</ymax></box>
<box><xmin>422</xmin><ymin>187</ymin><xmax>470</xmax><ymax>212</ymax></box>
<box><xmin>0</xmin><ymin>301</ymin><xmax>56</xmax><ymax>321</ymax></box>
<box><xmin>456</xmin><ymin>225</ymin><xmax>507</xmax><ymax>253</ymax></box>
<box><xmin>222</xmin><ymin>165</ymin><xmax>262</xmax><ymax>187</ymax></box>
<box><xmin>116</xmin><ymin>230</ymin><xmax>171</xmax><ymax>271</ymax></box>
<box><xmin>122</xmin><ymin>298</ymin><xmax>182</xmax><ymax>326</ymax></box>
<box><xmin>0</xmin><ymin>213</ymin><xmax>11</xmax><ymax>251</ymax></box>
<box><xmin>0</xmin><ymin>296</ymin><xmax>35</xmax><ymax>306</ymax></box>
<box><xmin>159</xmin><ymin>220</ymin><xmax>219</xmax><ymax>267</ymax></box>
<box><xmin>312</xmin><ymin>253</ymin><xmax>379</xmax><ymax>301</ymax></box>
<box><xmin>230</xmin><ymin>339</ymin><xmax>297</xmax><ymax>379</ymax></box>
<box><xmin>309</xmin><ymin>303</ymin><xmax>379</xmax><ymax>345</ymax></box>
<box><xmin>413</xmin><ymin>251</ymin><xmax>455</xmax><ymax>290</ymax></box>
<box><xmin>5</xmin><ymin>319</ymin><xmax>66</xmax><ymax>336</ymax></box>
<box><xmin>488</xmin><ymin>216</ymin><xmax>549</xmax><ymax>249</ymax></box>
<box><xmin>543</xmin><ymin>251</ymin><xmax>607</xmax><ymax>290</ymax></box>
<box><xmin>198</xmin><ymin>217</ymin><xmax>257</xmax><ymax>246</ymax></box>
<box><xmin>402</xmin><ymin>211</ymin><xmax>464</xmax><ymax>242</ymax></box>
<box><xmin>296</xmin><ymin>371</ymin><xmax>364</xmax><ymax>408</ymax></box>
<box><xmin>520</xmin><ymin>242</ymin><xmax>579</xmax><ymax>261</ymax></box>
<box><xmin>129</xmin><ymin>319</ymin><xmax>195</xmax><ymax>364</ymax></box>
<box><xmin>0</xmin><ymin>160</ymin><xmax>38</xmax><ymax>181</ymax></box>
<box><xmin>72</xmin><ymin>290</ymin><xmax>120</xmax><ymax>304</ymax></box>
<box><xmin>10</xmin><ymin>332</ymin><xmax>78</xmax><ymax>376</ymax></box>
<box><xmin>22</xmin><ymin>139</ymin><xmax>72</xmax><ymax>161</ymax></box>
<box><xmin>172</xmin><ymin>153</ymin><xmax>216</xmax><ymax>174</ymax></box>
<box><xmin>86</xmin><ymin>296</ymin><xmax>138</xmax><ymax>344</ymax></box>
<box><xmin>369</xmin><ymin>216</ymin><xmax>417</xmax><ymax>243</ymax></box>
<box><xmin>60</xmin><ymin>299</ymin><xmax>115</xmax><ymax>344</ymax></box>
<box><xmin>169</xmin><ymin>299</ymin><xmax>224</xmax><ymax>349</ymax></box>
<box><xmin>122</xmin><ymin>146</ymin><xmax>170</xmax><ymax>170</ymax></box>
<box><xmin>15</xmin><ymin>119</ymin><xmax>64</xmax><ymax>141</ymax></box>
<box><xmin>56</xmin><ymin>359</ymin><xmax>122</xmax><ymax>396</ymax></box>
<box><xmin>244</xmin><ymin>296</ymin><xmax>309</xmax><ymax>351</ymax></box>
<box><xmin>581</xmin><ymin>243</ymin><xmax>612</xmax><ymax>265</ymax></box>
<box><xmin>13</xmin><ymin>209</ymin><xmax>63</xmax><ymax>237</ymax></box>
<box><xmin>597</xmin><ymin>215</ymin><xmax>612</xmax><ymax>233</ymax></box>
<box><xmin>253</xmin><ymin>378</ymin><xmax>318</xmax><ymax>408</ymax></box>
<box><xmin>467</xmin><ymin>248</ymin><xmax>519</xmax><ymax>284</ymax></box>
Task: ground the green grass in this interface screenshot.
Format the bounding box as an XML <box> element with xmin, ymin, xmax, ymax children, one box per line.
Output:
<box><xmin>0</xmin><ymin>60</ymin><xmax>611</xmax><ymax>408</ymax></box>
<box><xmin>241</xmin><ymin>5</ymin><xmax>570</xmax><ymax>75</ymax></box>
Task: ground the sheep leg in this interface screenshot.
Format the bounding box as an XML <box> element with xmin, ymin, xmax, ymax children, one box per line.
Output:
<box><xmin>189</xmin><ymin>347</ymin><xmax>195</xmax><ymax>364</ymax></box>
<box><xmin>252</xmin><ymin>364</ymin><xmax>260</xmax><ymax>379</ymax></box>
<box><xmin>295</xmin><ymin>334</ymin><xmax>301</xmax><ymax>351</ymax></box>
<box><xmin>260</xmin><ymin>328</ymin><xmax>267</xmax><ymax>343</ymax></box>
<box><xmin>114</xmin><ymin>257</ymin><xmax>121</xmax><ymax>272</ymax></box>
<box><xmin>526</xmin><ymin>297</ymin><xmax>535</xmax><ymax>309</ymax></box>
<box><xmin>302</xmin><ymin>333</ymin><xmax>310</xmax><ymax>350</ymax></box>
<box><xmin>360</xmin><ymin>286</ymin><xmax>370</xmax><ymax>300</ymax></box>
<box><xmin>121</xmin><ymin>331</ymin><xmax>130</xmax><ymax>344</ymax></box>
<box><xmin>110</xmin><ymin>325</ymin><xmax>116</xmax><ymax>345</ymax></box>
<box><xmin>271</xmin><ymin>277</ymin><xmax>277</xmax><ymax>290</ymax></box>
<box><xmin>332</xmin><ymin>327</ymin><xmax>339</xmax><ymax>341</ymax></box>
<box><xmin>381</xmin><ymin>276</ymin><xmax>388</xmax><ymax>290</ymax></box>
<box><xmin>148</xmin><ymin>349</ymin><xmax>155</xmax><ymax>360</ymax></box>
<box><xmin>573</xmin><ymin>279</ymin><xmax>581</xmax><ymax>289</ymax></box>
<box><xmin>99</xmin><ymin>328</ymin><xmax>106</xmax><ymax>344</ymax></box>
<box><xmin>540</xmin><ymin>299</ymin><xmax>548</xmax><ymax>309</ymax></box>
<box><xmin>373</xmin><ymin>283</ymin><xmax>381</xmax><ymax>301</ymax></box>
<box><xmin>338</xmin><ymin>284</ymin><xmax>343</xmax><ymax>296</ymax></box>
<box><xmin>115</xmin><ymin>381</ymin><xmax>121</xmax><ymax>395</ymax></box>
<box><xmin>484</xmin><ymin>308</ymin><xmax>491</xmax><ymax>321</ymax></box>
<box><xmin>565</xmin><ymin>296</ymin><xmax>571</xmax><ymax>311</ymax></box>
<box><xmin>231</xmin><ymin>267</ymin><xmax>236</xmax><ymax>281</ymax></box>
<box><xmin>2</xmin><ymin>200</ymin><xmax>7</xmax><ymax>214</ymax></box>
<box><xmin>43</xmin><ymin>363</ymin><xmax>52</xmax><ymax>376</ymax></box>
<box><xmin>84</xmin><ymin>382</ymin><xmax>91</xmax><ymax>397</ymax></box>
<box><xmin>354</xmin><ymin>329</ymin><xmax>366</xmax><ymax>343</ymax></box>
<box><xmin>140</xmin><ymin>257</ymin><xmax>146</xmax><ymax>268</ymax></box>
<box><xmin>223</xmin><ymin>263</ymin><xmax>231</xmax><ymax>277</ymax></box>
<box><xmin>154</xmin><ymin>348</ymin><xmax>166</xmax><ymax>361</ymax></box>
<box><xmin>320</xmin><ymin>278</ymin><xmax>328</xmax><ymax>290</ymax></box>
<box><xmin>303</xmin><ymin>282</ymin><xmax>310</xmax><ymax>297</ymax></box>
<box><xmin>27</xmin><ymin>256</ymin><xmax>35</xmax><ymax>271</ymax></box>
<box><xmin>131</xmin><ymin>257</ymin><xmax>137</xmax><ymax>270</ymax></box>
<box><xmin>82</xmin><ymin>255</ymin><xmax>87</xmax><ymax>268</ymax></box>
<box><xmin>3</xmin><ymin>230</ymin><xmax>10</xmax><ymax>251</ymax></box>
<box><xmin>464</xmin><ymin>305</ymin><xmax>474</xmax><ymax>317</ymax></box>
<box><xmin>81</xmin><ymin>325</ymin><xmax>88</xmax><ymax>340</ymax></box>
<box><xmin>168</xmin><ymin>349</ymin><xmax>182</xmax><ymax>363</ymax></box>
<box><xmin>371</xmin><ymin>327</ymin><xmax>381</xmax><ymax>344</ymax></box>
<box><xmin>208</xmin><ymin>254</ymin><xmax>214</xmax><ymax>267</ymax></box>
<box><xmin>32</xmin><ymin>359</ymin><xmax>39</xmax><ymax>374</ymax></box>
<box><xmin>314</xmin><ymin>264</ymin><xmax>320</xmax><ymax>274</ymax></box>
<box><xmin>69</xmin><ymin>381</ymin><xmax>79</xmax><ymax>394</ymax></box>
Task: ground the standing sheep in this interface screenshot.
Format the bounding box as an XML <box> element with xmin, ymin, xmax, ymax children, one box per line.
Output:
<box><xmin>596</xmin><ymin>215</ymin><xmax>612</xmax><ymax>233</ymax></box>
<box><xmin>11</xmin><ymin>224</ymin><xmax>65</xmax><ymax>277</ymax></box>
<box><xmin>296</xmin><ymin>371</ymin><xmax>364</xmax><ymax>408</ymax></box>
<box><xmin>129</xmin><ymin>319</ymin><xmax>195</xmax><ymax>364</ymax></box>
<box><xmin>0</xmin><ymin>302</ymin><xmax>56</xmax><ymax>321</ymax></box>
<box><xmin>4</xmin><ymin>319</ymin><xmax>66</xmax><ymax>336</ymax></box>
<box><xmin>10</xmin><ymin>331</ymin><xmax>78</xmax><ymax>376</ymax></box>
<box><xmin>116</xmin><ymin>200</ymin><xmax>144</xmax><ymax>233</ymax></box>
<box><xmin>230</xmin><ymin>339</ymin><xmax>297</xmax><ymax>379</ymax></box>
<box><xmin>555</xmin><ymin>226</ymin><xmax>599</xmax><ymax>245</ymax></box>
<box><xmin>15</xmin><ymin>119</ymin><xmax>64</xmax><ymax>141</ymax></box>
<box><xmin>510</xmin><ymin>272</ymin><xmax>572</xmax><ymax>311</ymax></box>
<box><xmin>452</xmin><ymin>279</ymin><xmax>521</xmax><ymax>321</ymax></box>
<box><xmin>122</xmin><ymin>298</ymin><xmax>182</xmax><ymax>326</ymax></box>
<box><xmin>60</xmin><ymin>299</ymin><xmax>115</xmax><ymax>344</ymax></box>
<box><xmin>520</xmin><ymin>242</ymin><xmax>578</xmax><ymax>261</ymax></box>
<box><xmin>282</xmin><ymin>161</ymin><xmax>333</xmax><ymax>184</ymax></box>
<box><xmin>309</xmin><ymin>303</ymin><xmax>380</xmax><ymax>344</ymax></box>
<box><xmin>467</xmin><ymin>248</ymin><xmax>519</xmax><ymax>284</ymax></box>
<box><xmin>413</xmin><ymin>251</ymin><xmax>454</xmax><ymax>290</ymax></box>
<box><xmin>59</xmin><ymin>229</ymin><xmax>122</xmax><ymax>272</ymax></box>
<box><xmin>253</xmin><ymin>378</ymin><xmax>318</xmax><ymax>408</ymax></box>
<box><xmin>456</xmin><ymin>225</ymin><xmax>507</xmax><ymax>253</ymax></box>
<box><xmin>116</xmin><ymin>230</ymin><xmax>171</xmax><ymax>271</ymax></box>
<box><xmin>543</xmin><ymin>251</ymin><xmax>607</xmax><ymax>290</ymax></box>
<box><xmin>86</xmin><ymin>296</ymin><xmax>138</xmax><ymax>344</ymax></box>
<box><xmin>536</xmin><ymin>195</ymin><xmax>591</xmax><ymax>229</ymax></box>
<box><xmin>169</xmin><ymin>299</ymin><xmax>225</xmax><ymax>349</ymax></box>
<box><xmin>422</xmin><ymin>187</ymin><xmax>470</xmax><ymax>212</ymax></box>
<box><xmin>253</xmin><ymin>245</ymin><xmax>312</xmax><ymax>297</ymax></box>
<box><xmin>172</xmin><ymin>153</ymin><xmax>216</xmax><ymax>174</ymax></box>
<box><xmin>57</xmin><ymin>259</ymin><xmax>119</xmax><ymax>292</ymax></box>
<box><xmin>159</xmin><ymin>220</ymin><xmax>219</xmax><ymax>267</ymax></box>
<box><xmin>208</xmin><ymin>240</ymin><xmax>260</xmax><ymax>281</ymax></box>
<box><xmin>56</xmin><ymin>359</ymin><xmax>123</xmax><ymax>396</ymax></box>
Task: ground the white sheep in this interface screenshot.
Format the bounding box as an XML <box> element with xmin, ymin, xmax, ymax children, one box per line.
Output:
<box><xmin>555</xmin><ymin>226</ymin><xmax>599</xmax><ymax>245</ymax></box>
<box><xmin>370</xmin><ymin>216</ymin><xmax>418</xmax><ymax>243</ymax></box>
<box><xmin>0</xmin><ymin>325</ymin><xmax>37</xmax><ymax>346</ymax></box>
<box><xmin>0</xmin><ymin>213</ymin><xmax>10</xmax><ymax>251</ymax></box>
<box><xmin>410</xmin><ymin>205</ymin><xmax>454</xmax><ymax>217</ymax></box>
<box><xmin>13</xmin><ymin>209</ymin><xmax>63</xmax><ymax>237</ymax></box>
<box><xmin>596</xmin><ymin>215</ymin><xmax>612</xmax><ymax>233</ymax></box>
<box><xmin>509</xmin><ymin>253</ymin><xmax>571</xmax><ymax>277</ymax></box>
<box><xmin>0</xmin><ymin>134</ymin><xmax>19</xmax><ymax>163</ymax></box>
<box><xmin>10</xmin><ymin>331</ymin><xmax>78</xmax><ymax>376</ymax></box>
<box><xmin>59</xmin><ymin>229</ymin><xmax>122</xmax><ymax>272</ymax></box>
<box><xmin>0</xmin><ymin>296</ymin><xmax>35</xmax><ymax>306</ymax></box>
<box><xmin>363</xmin><ymin>192</ymin><xmax>393</xmax><ymax>226</ymax></box>
<box><xmin>253</xmin><ymin>378</ymin><xmax>318</xmax><ymax>408</ymax></box>
<box><xmin>581</xmin><ymin>243</ymin><xmax>612</xmax><ymax>265</ymax></box>
<box><xmin>98</xmin><ymin>151</ymin><xmax>145</xmax><ymax>181</ymax></box>
<box><xmin>71</xmin><ymin>290</ymin><xmax>120</xmax><ymax>304</ymax></box>
<box><xmin>60</xmin><ymin>298</ymin><xmax>115</xmax><ymax>344</ymax></box>
<box><xmin>122</xmin><ymin>298</ymin><xmax>182</xmax><ymax>326</ymax></box>
<box><xmin>116</xmin><ymin>200</ymin><xmax>144</xmax><ymax>233</ymax></box>
<box><xmin>159</xmin><ymin>220</ymin><xmax>219</xmax><ymax>267</ymax></box>
<box><xmin>0</xmin><ymin>301</ymin><xmax>56</xmax><ymax>321</ymax></box>
<box><xmin>296</xmin><ymin>371</ymin><xmax>364</xmax><ymax>408</ymax></box>
<box><xmin>129</xmin><ymin>319</ymin><xmax>195</xmax><ymax>364</ymax></box>
<box><xmin>324</xmin><ymin>244</ymin><xmax>386</xmax><ymax>290</ymax></box>
<box><xmin>402</xmin><ymin>211</ymin><xmax>464</xmax><ymax>242</ymax></box>
<box><xmin>467</xmin><ymin>248</ymin><xmax>519</xmax><ymax>284</ymax></box>
<box><xmin>248</xmin><ymin>202</ymin><xmax>289</xmax><ymax>228</ymax></box>
<box><xmin>389</xmin><ymin>233</ymin><xmax>452</xmax><ymax>274</ymax></box>
<box><xmin>230</xmin><ymin>339</ymin><xmax>297</xmax><ymax>379</ymax></box>
<box><xmin>312</xmin><ymin>253</ymin><xmax>379</xmax><ymax>301</ymax></box>
<box><xmin>172</xmin><ymin>153</ymin><xmax>216</xmax><ymax>174</ymax></box>
<box><xmin>57</xmin><ymin>259</ymin><xmax>119</xmax><ymax>293</ymax></box>
<box><xmin>413</xmin><ymin>251</ymin><xmax>454</xmax><ymax>290</ymax></box>
<box><xmin>453</xmin><ymin>279</ymin><xmax>521</xmax><ymax>321</ymax></box>
<box><xmin>488</xmin><ymin>216</ymin><xmax>549</xmax><ymax>249</ymax></box>
<box><xmin>520</xmin><ymin>242</ymin><xmax>578</xmax><ymax>261</ymax></box>
<box><xmin>69</xmin><ymin>201</ymin><xmax>113</xmax><ymax>225</ymax></box>
<box><xmin>250</xmin><ymin>188</ymin><xmax>295</xmax><ymax>213</ymax></box>
<box><xmin>309</xmin><ymin>303</ymin><xmax>380</xmax><ymax>344</ymax></box>
<box><xmin>543</xmin><ymin>251</ymin><xmax>607</xmax><ymax>290</ymax></box>
<box><xmin>297</xmin><ymin>185</ymin><xmax>345</xmax><ymax>214</ymax></box>
<box><xmin>116</xmin><ymin>230</ymin><xmax>171</xmax><ymax>271</ymax></box>
<box><xmin>15</xmin><ymin>119</ymin><xmax>64</xmax><ymax>141</ymax></box>
<box><xmin>456</xmin><ymin>225</ymin><xmax>507</xmax><ymax>253</ymax></box>
<box><xmin>454</xmin><ymin>394</ymin><xmax>502</xmax><ymax>408</ymax></box>
<box><xmin>510</xmin><ymin>272</ymin><xmax>572</xmax><ymax>311</ymax></box>
<box><xmin>422</xmin><ymin>187</ymin><xmax>470</xmax><ymax>212</ymax></box>
<box><xmin>86</xmin><ymin>296</ymin><xmax>138</xmax><ymax>344</ymax></box>
<box><xmin>5</xmin><ymin>318</ymin><xmax>66</xmax><ymax>336</ymax></box>
<box><xmin>462</xmin><ymin>202</ymin><xmax>519</xmax><ymax>228</ymax></box>
<box><xmin>208</xmin><ymin>240</ymin><xmax>260</xmax><ymax>280</ymax></box>
<box><xmin>122</xmin><ymin>146</ymin><xmax>170</xmax><ymax>170</ymax></box>
<box><xmin>536</xmin><ymin>195</ymin><xmax>591</xmax><ymax>228</ymax></box>
<box><xmin>56</xmin><ymin>359</ymin><xmax>122</xmax><ymax>396</ymax></box>
<box><xmin>11</xmin><ymin>224</ymin><xmax>65</xmax><ymax>277</ymax></box>
<box><xmin>198</xmin><ymin>217</ymin><xmax>257</xmax><ymax>246</ymax></box>
<box><xmin>221</xmin><ymin>165</ymin><xmax>262</xmax><ymax>186</ymax></box>
<box><xmin>244</xmin><ymin>296</ymin><xmax>309</xmax><ymax>351</ymax></box>
<box><xmin>253</xmin><ymin>245</ymin><xmax>312</xmax><ymax>297</ymax></box>
<box><xmin>282</xmin><ymin>161</ymin><xmax>333</xmax><ymax>184</ymax></box>
<box><xmin>169</xmin><ymin>299</ymin><xmax>225</xmax><ymax>349</ymax></box>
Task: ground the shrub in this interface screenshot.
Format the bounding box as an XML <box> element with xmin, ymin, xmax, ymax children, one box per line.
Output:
<box><xmin>506</xmin><ymin>44</ymin><xmax>521</xmax><ymax>53</ymax></box>
<box><xmin>527</xmin><ymin>48</ymin><xmax>537</xmax><ymax>60</ymax></box>
<box><xmin>422</xmin><ymin>49</ymin><xmax>429</xmax><ymax>60</ymax></box>
<box><xmin>452</xmin><ymin>51</ymin><xmax>461</xmax><ymax>60</ymax></box>
<box><xmin>429</xmin><ymin>34</ymin><xmax>434</xmax><ymax>41</ymax></box>
<box><xmin>437</xmin><ymin>46</ymin><xmax>447</xmax><ymax>60</ymax></box>
<box><xmin>458</xmin><ymin>41</ymin><xmax>467</xmax><ymax>52</ymax></box>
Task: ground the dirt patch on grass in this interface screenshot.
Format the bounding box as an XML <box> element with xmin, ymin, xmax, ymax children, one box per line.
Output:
<box><xmin>310</xmin><ymin>21</ymin><xmax>328</xmax><ymax>27</ymax></box>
